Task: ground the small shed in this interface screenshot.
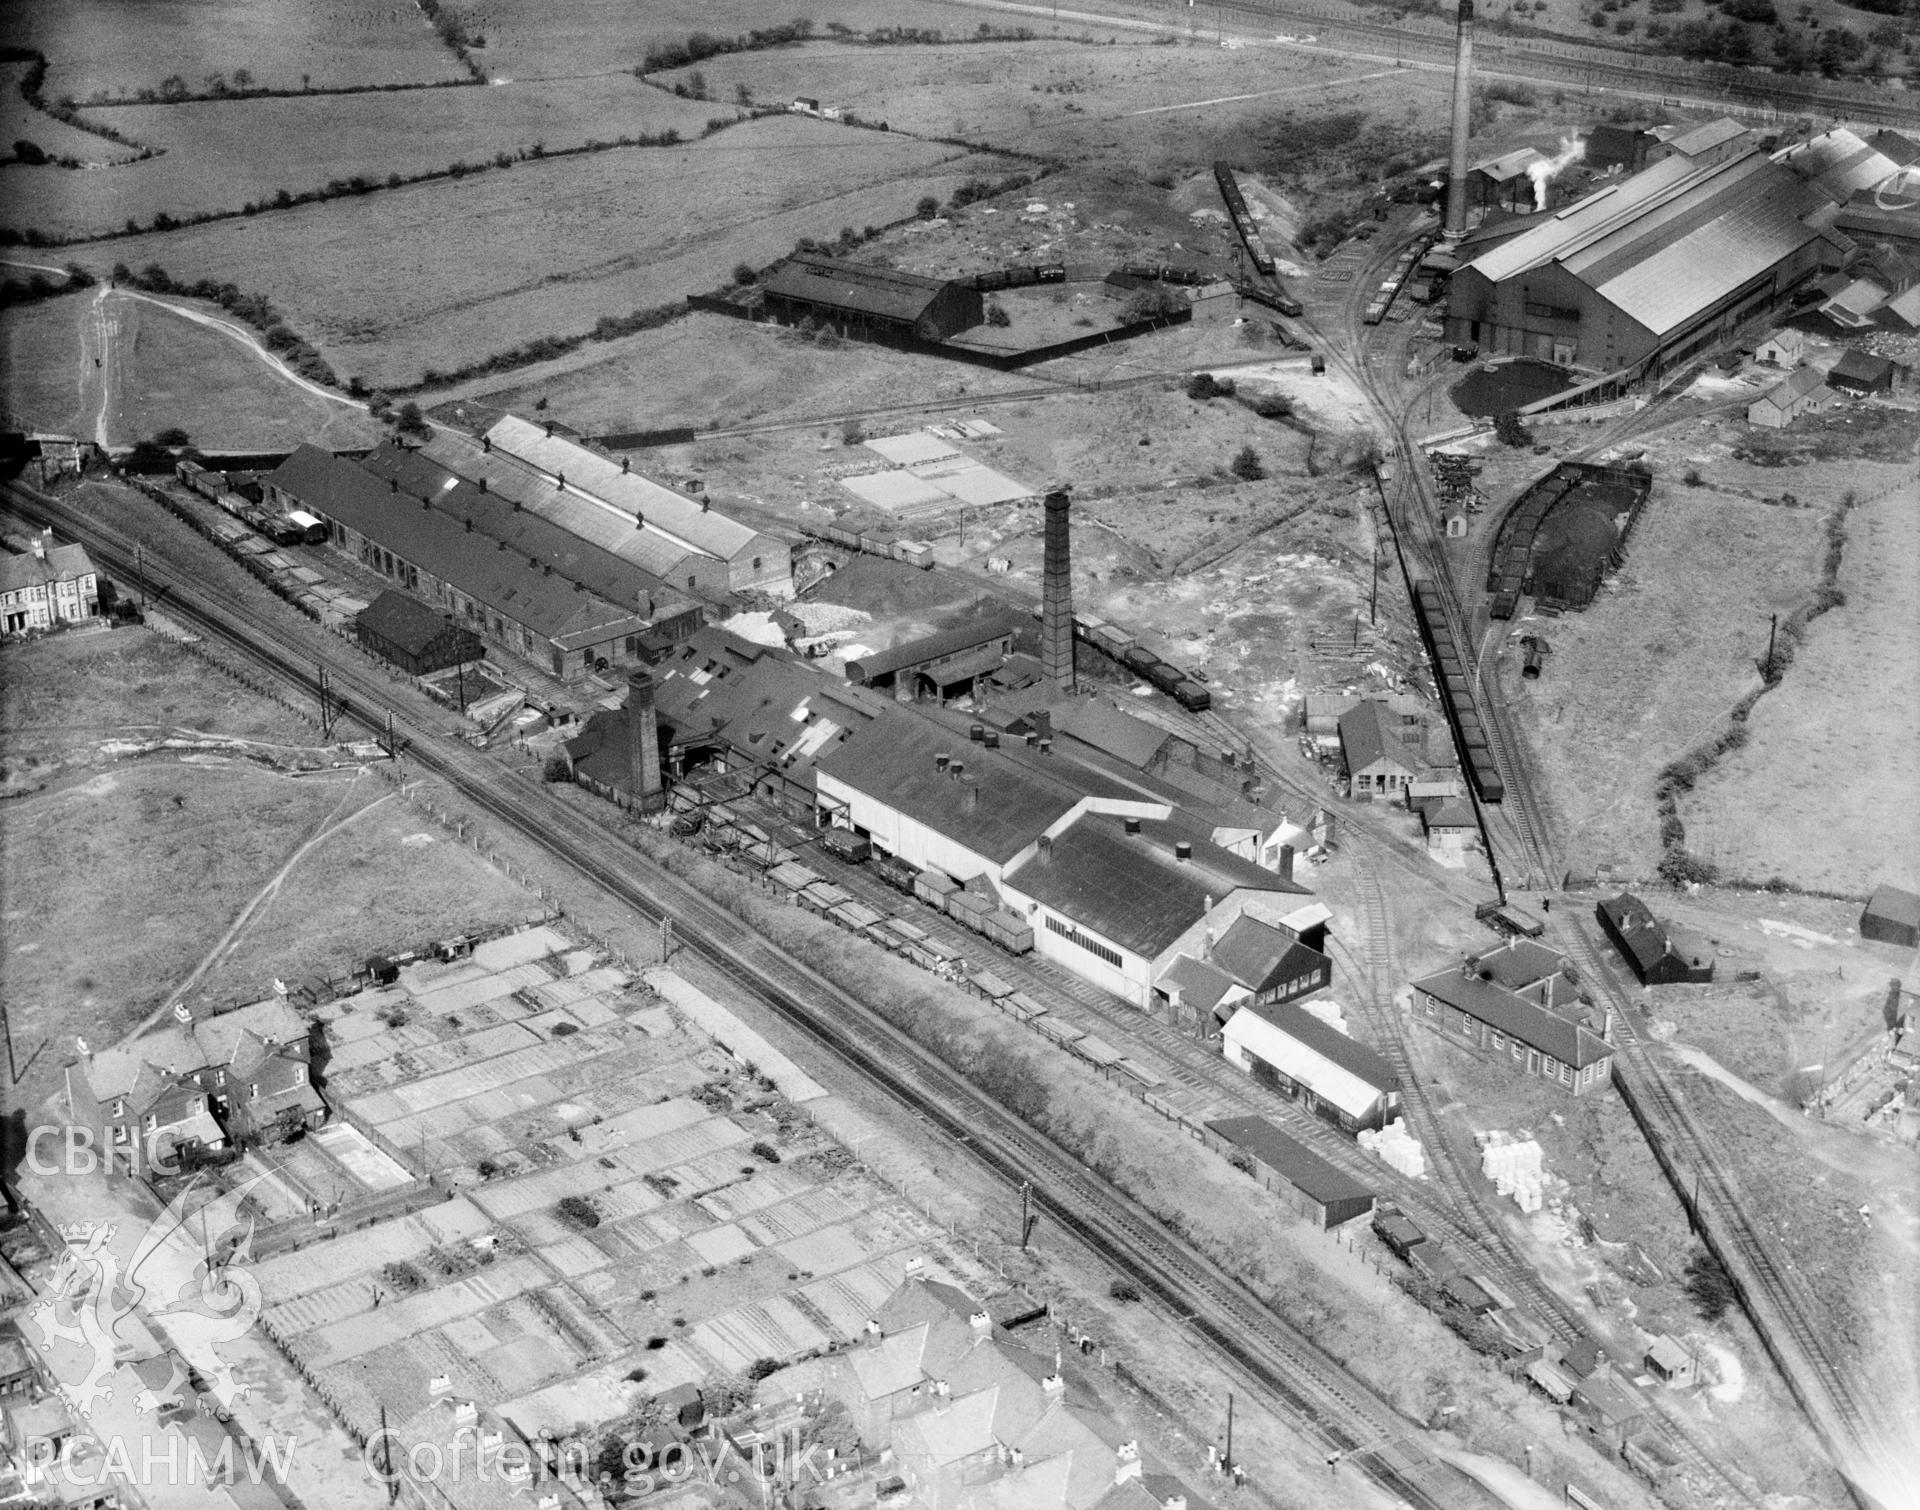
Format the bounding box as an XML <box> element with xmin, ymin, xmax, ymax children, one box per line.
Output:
<box><xmin>1207</xmin><ymin>1115</ymin><xmax>1375</xmax><ymax>1230</ymax></box>
<box><xmin>1826</xmin><ymin>349</ymin><xmax>1897</xmax><ymax>397</ymax></box>
<box><xmin>1746</xmin><ymin>367</ymin><xmax>1833</xmax><ymax>429</ymax></box>
<box><xmin>1861</xmin><ymin>885</ymin><xmax>1920</xmax><ymax>949</ymax></box>
<box><xmin>355</xmin><ymin>590</ymin><xmax>486</xmax><ymax>677</ymax></box>
<box><xmin>1597</xmin><ymin>892</ymin><xmax>1713</xmax><ymax>985</ymax></box>
<box><xmin>1754</xmin><ymin>328</ymin><xmax>1807</xmax><ymax>367</ymax></box>
<box><xmin>1644</xmin><ymin>1334</ymin><xmax>1699</xmax><ymax>1389</ymax></box>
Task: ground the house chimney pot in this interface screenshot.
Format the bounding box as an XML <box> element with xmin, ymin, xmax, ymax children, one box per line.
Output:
<box><xmin>622</xmin><ymin>457</ymin><xmax>630</xmax><ymax>474</ymax></box>
<box><xmin>969</xmin><ymin>724</ymin><xmax>984</xmax><ymax>742</ymax></box>
<box><xmin>479</xmin><ymin>477</ymin><xmax>488</xmax><ymax>494</ymax></box>
<box><xmin>482</xmin><ymin>435</ymin><xmax>491</xmax><ymax>453</ymax></box>
<box><xmin>936</xmin><ymin>752</ymin><xmax>950</xmax><ymax>771</ymax></box>
<box><xmin>983</xmin><ymin>731</ymin><xmax>999</xmax><ymax>749</ymax></box>
<box><xmin>544</xmin><ymin>421</ymin><xmax>555</xmax><ymax>438</ymax></box>
<box><xmin>1124</xmin><ymin>817</ymin><xmax>1141</xmax><ymax>835</ymax></box>
<box><xmin>949</xmin><ymin>761</ymin><xmax>965</xmax><ymax>781</ymax></box>
<box><xmin>1038</xmin><ymin>738</ymin><xmax>1053</xmax><ymax>755</ymax></box>
<box><xmin>1174</xmin><ymin>841</ymin><xmax>1192</xmax><ymax>861</ymax></box>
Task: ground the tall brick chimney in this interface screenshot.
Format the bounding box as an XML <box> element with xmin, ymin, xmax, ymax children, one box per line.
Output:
<box><xmin>1041</xmin><ymin>489</ymin><xmax>1075</xmax><ymax>691</ymax></box>
<box><xmin>1443</xmin><ymin>0</ymin><xmax>1476</xmax><ymax>242</ymax></box>
<box><xmin>627</xmin><ymin>669</ymin><xmax>664</xmax><ymax>813</ymax></box>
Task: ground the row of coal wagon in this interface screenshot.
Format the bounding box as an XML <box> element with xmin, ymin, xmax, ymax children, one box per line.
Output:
<box><xmin>1371</xmin><ymin>1203</ymin><xmax>1553</xmax><ymax>1359</ymax></box>
<box><xmin>684</xmin><ymin>802</ymin><xmax>1034</xmax><ymax>973</ymax></box>
<box><xmin>1410</xmin><ymin>580</ymin><xmax>1504</xmax><ymax>805</ymax></box>
<box><xmin>1050</xmin><ymin>609</ymin><xmax>1212</xmax><ymax>712</ymax></box>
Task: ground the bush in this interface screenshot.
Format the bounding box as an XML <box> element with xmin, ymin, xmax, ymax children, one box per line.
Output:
<box><xmin>1186</xmin><ymin>372</ymin><xmax>1234</xmax><ymax>401</ymax></box>
<box><xmin>915</xmin><ymin>195</ymin><xmax>940</xmax><ymax>220</ymax></box>
<box><xmin>985</xmin><ymin>303</ymin><xmax>1010</xmax><ymax>328</ymax></box>
<box><xmin>1229</xmin><ymin>445</ymin><xmax>1265</xmax><ymax>481</ymax></box>
<box><xmin>1683</xmin><ymin>466</ymin><xmax>1703</xmax><ymax>487</ymax></box>
<box><xmin>556</xmin><ymin>1194</ymin><xmax>601</xmax><ymax>1230</ymax></box>
<box><xmin>1684</xmin><ymin>1250</ymin><xmax>1736</xmax><ymax>1321</ymax></box>
<box><xmin>13</xmin><ymin>139</ymin><xmax>47</xmax><ymax>166</ymax></box>
<box><xmin>745</xmin><ymin>1357</ymin><xmax>782</xmax><ymax>1382</ymax></box>
<box><xmin>1109</xmin><ymin>1279</ymin><xmax>1141</xmax><ymax>1302</ymax></box>
<box><xmin>750</xmin><ymin>1140</ymin><xmax>782</xmax><ymax>1163</ymax></box>
<box><xmin>542</xmin><ymin>753</ymin><xmax>573</xmax><ymax>783</ymax></box>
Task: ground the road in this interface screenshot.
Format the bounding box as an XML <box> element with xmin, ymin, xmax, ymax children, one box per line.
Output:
<box><xmin>3</xmin><ymin>473</ymin><xmax>1512</xmax><ymax>1510</ymax></box>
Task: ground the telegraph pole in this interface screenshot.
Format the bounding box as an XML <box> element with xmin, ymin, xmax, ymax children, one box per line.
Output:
<box><xmin>0</xmin><ymin>999</ymin><xmax>17</xmax><ymax>1085</ymax></box>
<box><xmin>1020</xmin><ymin>1180</ymin><xmax>1034</xmax><ymax>1249</ymax></box>
<box><xmin>1763</xmin><ymin>613</ymin><xmax>1778</xmax><ymax>679</ymax></box>
<box><xmin>1223</xmin><ymin>1392</ymin><xmax>1234</xmax><ymax>1473</ymax></box>
<box><xmin>317</xmin><ymin>666</ymin><xmax>334</xmax><ymax>740</ymax></box>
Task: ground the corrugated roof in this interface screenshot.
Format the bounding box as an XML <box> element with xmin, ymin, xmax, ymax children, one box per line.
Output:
<box><xmin>1050</xmin><ymin>697</ymin><xmax>1170</xmax><ymax>770</ymax></box>
<box><xmin>1412</xmin><ymin>967</ymin><xmax>1613</xmax><ymax>1068</ymax></box>
<box><xmin>844</xmin><ymin>612</ymin><xmax>1020</xmax><ymax>683</ymax></box>
<box><xmin>359</xmin><ymin>443</ymin><xmax>697</xmax><ymax>622</ymax></box>
<box><xmin>485</xmin><ymin>416</ymin><xmax>777</xmax><ymax>567</ymax></box>
<box><xmin>414</xmin><ymin>432</ymin><xmax>703</xmax><ymax>583</ymax></box>
<box><xmin>764</xmin><ymin>255</ymin><xmax>951</xmax><ymax>323</ymax></box>
<box><xmin>1473</xmin><ymin>146</ymin><xmax>1547</xmax><ymax>183</ymax></box>
<box><xmin>1663</xmin><ymin>118</ymin><xmax>1750</xmax><ymax>157</ymax></box>
<box><xmin>1206</xmin><ymin>1116</ymin><xmax>1374</xmax><ymax>1207</ymax></box>
<box><xmin>1782</xmin><ymin>127</ymin><xmax>1900</xmax><ymax>202</ymax></box>
<box><xmin>1222</xmin><ymin>1006</ymin><xmax>1390</xmax><ymax>1120</ymax></box>
<box><xmin>266</xmin><ymin>447</ymin><xmax>653</xmax><ymax>648</ymax></box>
<box><xmin>1004</xmin><ymin>812</ymin><xmax>1305</xmax><ymax>960</ymax></box>
<box><xmin>1464</xmin><ymin>152</ymin><xmax>1829</xmax><ymax>337</ymax></box>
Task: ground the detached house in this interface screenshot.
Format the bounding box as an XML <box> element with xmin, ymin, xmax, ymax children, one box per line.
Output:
<box><xmin>66</xmin><ymin>1001</ymin><xmax>324</xmax><ymax>1173</ymax></box>
<box><xmin>0</xmin><ymin>534</ymin><xmax>98</xmax><ymax>635</ymax></box>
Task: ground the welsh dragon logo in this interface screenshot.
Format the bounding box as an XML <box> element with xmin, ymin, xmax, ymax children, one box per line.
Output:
<box><xmin>24</xmin><ymin>1176</ymin><xmax>266</xmax><ymax>1420</ymax></box>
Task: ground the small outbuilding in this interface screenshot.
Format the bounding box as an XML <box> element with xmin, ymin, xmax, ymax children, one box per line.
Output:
<box><xmin>1747</xmin><ymin>367</ymin><xmax>1833</xmax><ymax>429</ymax></box>
<box><xmin>1861</xmin><ymin>885</ymin><xmax>1920</xmax><ymax>949</ymax></box>
<box><xmin>1596</xmin><ymin>892</ymin><xmax>1714</xmax><ymax>985</ymax></box>
<box><xmin>1754</xmin><ymin>328</ymin><xmax>1807</xmax><ymax>367</ymax></box>
<box><xmin>1826</xmin><ymin>349</ymin><xmax>1898</xmax><ymax>397</ymax></box>
<box><xmin>355</xmin><ymin>589</ymin><xmax>487</xmax><ymax>676</ymax></box>
<box><xmin>1644</xmin><ymin>1334</ymin><xmax>1699</xmax><ymax>1389</ymax></box>
<box><xmin>1207</xmin><ymin>1115</ymin><xmax>1375</xmax><ymax>1229</ymax></box>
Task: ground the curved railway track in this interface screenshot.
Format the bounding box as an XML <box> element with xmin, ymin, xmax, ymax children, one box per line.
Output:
<box><xmin>5</xmin><ymin>479</ymin><xmax>1503</xmax><ymax>1510</ymax></box>
<box><xmin>1555</xmin><ymin>917</ymin><xmax>1896</xmax><ymax>1507</ymax></box>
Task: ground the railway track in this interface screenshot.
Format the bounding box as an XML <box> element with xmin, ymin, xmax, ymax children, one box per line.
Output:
<box><xmin>1556</xmin><ymin>917</ymin><xmax>1895</xmax><ymax>1505</ymax></box>
<box><xmin>6</xmin><ymin>478</ymin><xmax>1504</xmax><ymax>1510</ymax></box>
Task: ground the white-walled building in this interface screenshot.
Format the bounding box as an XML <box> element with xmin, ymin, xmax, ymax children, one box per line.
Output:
<box><xmin>1</xmin><ymin>533</ymin><xmax>97</xmax><ymax>634</ymax></box>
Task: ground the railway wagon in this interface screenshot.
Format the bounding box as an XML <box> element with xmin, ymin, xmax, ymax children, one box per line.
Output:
<box><xmin>1091</xmin><ymin>623</ymin><xmax>1134</xmax><ymax>659</ymax></box>
<box><xmin>1172</xmin><ymin>679</ymin><xmax>1213</xmax><ymax>713</ymax></box>
<box><xmin>947</xmin><ymin>888</ymin><xmax>994</xmax><ymax>933</ymax></box>
<box><xmin>981</xmin><ymin>909</ymin><xmax>1035</xmax><ymax>954</ymax></box>
<box><xmin>913</xmin><ymin>869</ymin><xmax>960</xmax><ymax>911</ymax></box>
<box><xmin>876</xmin><ymin>853</ymin><xmax>919</xmax><ymax>893</ymax></box>
<box><xmin>821</xmin><ymin>827</ymin><xmax>871</xmax><ymax>864</ymax></box>
<box><xmin>1122</xmin><ymin>645</ymin><xmax>1165</xmax><ymax>678</ymax></box>
<box><xmin>1144</xmin><ymin>660</ymin><xmax>1186</xmax><ymax>696</ymax></box>
<box><xmin>1238</xmin><ymin>282</ymin><xmax>1303</xmax><ymax>318</ymax></box>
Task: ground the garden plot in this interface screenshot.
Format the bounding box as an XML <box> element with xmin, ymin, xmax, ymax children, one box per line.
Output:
<box><xmin>280</xmin><ymin>929</ymin><xmax>957</xmax><ymax>1444</ymax></box>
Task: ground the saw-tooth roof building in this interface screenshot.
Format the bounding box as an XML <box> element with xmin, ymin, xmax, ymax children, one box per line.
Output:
<box><xmin>1447</xmin><ymin>146</ymin><xmax>1845</xmax><ymax>382</ymax></box>
<box><xmin>483</xmin><ymin>416</ymin><xmax>791</xmax><ymax>595</ymax></box>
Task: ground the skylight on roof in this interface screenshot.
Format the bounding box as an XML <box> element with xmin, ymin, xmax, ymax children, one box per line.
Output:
<box><xmin>441</xmin><ymin>477</ymin><xmax>460</xmax><ymax>492</ymax></box>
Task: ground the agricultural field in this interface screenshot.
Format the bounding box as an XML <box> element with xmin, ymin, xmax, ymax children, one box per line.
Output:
<box><xmin>1501</xmin><ymin>486</ymin><xmax>1828</xmax><ymax>883</ymax></box>
<box><xmin>1678</xmin><ymin>463</ymin><xmax>1920</xmax><ymax>895</ymax></box>
<box><xmin>73</xmin><ymin>116</ymin><xmax>1018</xmax><ymax>389</ymax></box>
<box><xmin>665</xmin><ymin>35</ymin><xmax>1458</xmax><ymax>180</ymax></box>
<box><xmin>470</xmin><ymin>0</ymin><xmax>1086</xmax><ymax>80</ymax></box>
<box><xmin>0</xmin><ymin>289</ymin><xmax>93</xmax><ymax>435</ymax></box>
<box><xmin>0</xmin><ymin>0</ymin><xmax>467</xmax><ymax>101</ymax></box>
<box><xmin>1</xmin><ymin>77</ymin><xmax>722</xmax><ymax>240</ymax></box>
<box><xmin>1</xmin><ymin>62</ymin><xmax>137</xmax><ymax>164</ymax></box>
<box><xmin>106</xmin><ymin>293</ymin><xmax>386</xmax><ymax>450</ymax></box>
<box><xmin>459</xmin><ymin>309</ymin><xmax>1037</xmax><ymax>433</ymax></box>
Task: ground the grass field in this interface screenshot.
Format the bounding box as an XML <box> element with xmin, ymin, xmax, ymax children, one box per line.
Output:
<box><xmin>1</xmin><ymin>77</ymin><xmax>721</xmax><ymax>239</ymax></box>
<box><xmin>0</xmin><ymin>0</ymin><xmax>467</xmax><ymax>102</ymax></box>
<box><xmin>0</xmin><ymin>290</ymin><xmax>91</xmax><ymax>434</ymax></box>
<box><xmin>1505</xmin><ymin>488</ymin><xmax>1826</xmax><ymax>882</ymax></box>
<box><xmin>74</xmin><ymin>116</ymin><xmax>1014</xmax><ymax>389</ymax></box>
<box><xmin>108</xmin><ymin>294</ymin><xmax>386</xmax><ymax>450</ymax></box>
<box><xmin>0</xmin><ymin>62</ymin><xmax>138</xmax><ymax>164</ymax></box>
<box><xmin>1678</xmin><ymin>469</ymin><xmax>1920</xmax><ymax>895</ymax></box>
<box><xmin>470</xmin><ymin>0</ymin><xmax>1024</xmax><ymax>79</ymax></box>
<box><xmin>667</xmin><ymin>36</ymin><xmax>1451</xmax><ymax>176</ymax></box>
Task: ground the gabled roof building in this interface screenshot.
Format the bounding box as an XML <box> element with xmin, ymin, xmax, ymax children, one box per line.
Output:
<box><xmin>1447</xmin><ymin>147</ymin><xmax>1845</xmax><ymax>382</ymax></box>
<box><xmin>1596</xmin><ymin>893</ymin><xmax>1714</xmax><ymax>985</ymax></box>
<box><xmin>1218</xmin><ymin>1001</ymin><xmax>1399</xmax><ymax>1133</ymax></box>
<box><xmin>762</xmin><ymin>256</ymin><xmax>984</xmax><ymax>345</ymax></box>
<box><xmin>0</xmin><ymin>534</ymin><xmax>97</xmax><ymax>635</ymax></box>
<box><xmin>1410</xmin><ymin>949</ymin><xmax>1614</xmax><ymax>1094</ymax></box>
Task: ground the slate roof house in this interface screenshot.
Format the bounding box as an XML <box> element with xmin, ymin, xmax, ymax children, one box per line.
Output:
<box><xmin>0</xmin><ymin>534</ymin><xmax>97</xmax><ymax>635</ymax></box>
<box><xmin>65</xmin><ymin>1001</ymin><xmax>323</xmax><ymax>1174</ymax></box>
<box><xmin>1410</xmin><ymin>948</ymin><xmax>1614</xmax><ymax>1094</ymax></box>
<box><xmin>1596</xmin><ymin>892</ymin><xmax>1714</xmax><ymax>984</ymax></box>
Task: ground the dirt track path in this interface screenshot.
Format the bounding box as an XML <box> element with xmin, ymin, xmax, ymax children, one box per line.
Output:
<box><xmin>141</xmin><ymin>773</ymin><xmax>392</xmax><ymax>1031</ymax></box>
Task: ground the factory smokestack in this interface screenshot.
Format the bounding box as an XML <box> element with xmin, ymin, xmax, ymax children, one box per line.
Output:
<box><xmin>1443</xmin><ymin>0</ymin><xmax>1476</xmax><ymax>242</ymax></box>
<box><xmin>626</xmin><ymin>669</ymin><xmax>664</xmax><ymax>813</ymax></box>
<box><xmin>1041</xmin><ymin>489</ymin><xmax>1075</xmax><ymax>691</ymax></box>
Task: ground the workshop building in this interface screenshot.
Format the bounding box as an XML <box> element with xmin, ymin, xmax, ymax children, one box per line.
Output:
<box><xmin>762</xmin><ymin>256</ymin><xmax>984</xmax><ymax>344</ymax></box>
<box><xmin>354</xmin><ymin>589</ymin><xmax>487</xmax><ymax>676</ymax></box>
<box><xmin>1596</xmin><ymin>892</ymin><xmax>1715</xmax><ymax>984</ymax></box>
<box><xmin>1219</xmin><ymin>1000</ymin><xmax>1400</xmax><ymax>1133</ymax></box>
<box><xmin>1206</xmin><ymin>1116</ymin><xmax>1375</xmax><ymax>1230</ymax></box>
<box><xmin>1861</xmin><ymin>885</ymin><xmax>1920</xmax><ymax>949</ymax></box>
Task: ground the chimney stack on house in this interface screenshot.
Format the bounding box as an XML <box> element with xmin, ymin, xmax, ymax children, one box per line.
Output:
<box><xmin>1444</xmin><ymin>0</ymin><xmax>1476</xmax><ymax>242</ymax></box>
<box><xmin>626</xmin><ymin>669</ymin><xmax>664</xmax><ymax>813</ymax></box>
<box><xmin>1041</xmin><ymin>489</ymin><xmax>1075</xmax><ymax>690</ymax></box>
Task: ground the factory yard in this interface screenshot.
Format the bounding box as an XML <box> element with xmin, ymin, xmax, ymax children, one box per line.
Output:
<box><xmin>256</xmin><ymin>925</ymin><xmax>968</xmax><ymax>1446</ymax></box>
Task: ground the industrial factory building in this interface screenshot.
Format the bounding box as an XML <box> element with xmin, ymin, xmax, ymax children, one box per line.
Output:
<box><xmin>1446</xmin><ymin>146</ymin><xmax>1844</xmax><ymax>380</ymax></box>
<box><xmin>481</xmin><ymin>417</ymin><xmax>792</xmax><ymax>596</ymax></box>
<box><xmin>265</xmin><ymin>445</ymin><xmax>699</xmax><ymax>681</ymax></box>
<box><xmin>762</xmin><ymin>256</ymin><xmax>984</xmax><ymax>344</ymax></box>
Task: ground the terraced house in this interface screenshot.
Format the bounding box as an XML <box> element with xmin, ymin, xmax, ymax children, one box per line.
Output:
<box><xmin>66</xmin><ymin>1000</ymin><xmax>324</xmax><ymax>1173</ymax></box>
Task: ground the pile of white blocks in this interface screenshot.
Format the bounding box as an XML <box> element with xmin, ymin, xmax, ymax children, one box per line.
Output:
<box><xmin>1360</xmin><ymin>1119</ymin><xmax>1427</xmax><ymax>1179</ymax></box>
<box><xmin>1479</xmin><ymin>1131</ymin><xmax>1545</xmax><ymax>1212</ymax></box>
